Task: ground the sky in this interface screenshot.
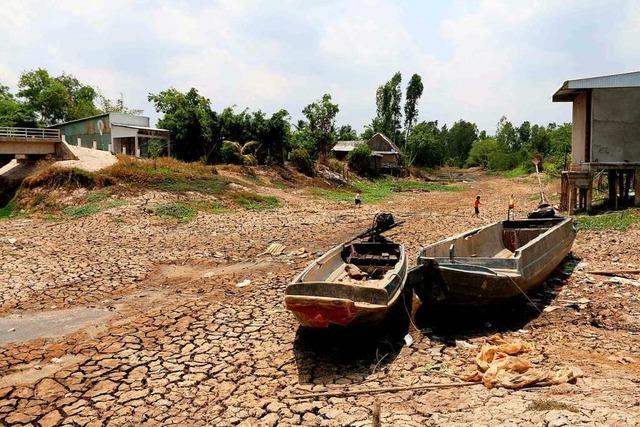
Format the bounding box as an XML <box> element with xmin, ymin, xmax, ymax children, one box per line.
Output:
<box><xmin>1</xmin><ymin>0</ymin><xmax>639</xmax><ymax>133</ymax></box>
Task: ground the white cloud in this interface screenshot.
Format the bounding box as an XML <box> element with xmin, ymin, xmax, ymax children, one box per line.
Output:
<box><xmin>0</xmin><ymin>0</ymin><xmax>639</xmax><ymax>131</ymax></box>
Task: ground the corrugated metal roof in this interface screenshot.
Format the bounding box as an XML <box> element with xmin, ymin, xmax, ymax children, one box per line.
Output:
<box><xmin>333</xmin><ymin>140</ymin><xmax>363</xmax><ymax>152</ymax></box>
<box><xmin>112</xmin><ymin>124</ymin><xmax>169</xmax><ymax>132</ymax></box>
<box><xmin>553</xmin><ymin>71</ymin><xmax>640</xmax><ymax>101</ymax></box>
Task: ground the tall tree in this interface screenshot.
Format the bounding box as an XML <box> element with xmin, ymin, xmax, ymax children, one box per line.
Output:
<box><xmin>404</xmin><ymin>74</ymin><xmax>423</xmax><ymax>140</ymax></box>
<box><xmin>495</xmin><ymin>116</ymin><xmax>518</xmax><ymax>151</ymax></box>
<box><xmin>0</xmin><ymin>84</ymin><xmax>37</xmax><ymax>127</ymax></box>
<box><xmin>302</xmin><ymin>94</ymin><xmax>339</xmax><ymax>161</ymax></box>
<box><xmin>17</xmin><ymin>68</ymin><xmax>100</xmax><ymax>125</ymax></box>
<box><xmin>446</xmin><ymin>120</ymin><xmax>478</xmax><ymax>166</ymax></box>
<box><xmin>337</xmin><ymin>124</ymin><xmax>358</xmax><ymax>141</ymax></box>
<box><xmin>98</xmin><ymin>93</ymin><xmax>143</xmax><ymax>115</ymax></box>
<box><xmin>148</xmin><ymin>88</ymin><xmax>220</xmax><ymax>163</ymax></box>
<box><xmin>405</xmin><ymin>120</ymin><xmax>445</xmax><ymax>167</ymax></box>
<box><xmin>375</xmin><ymin>72</ymin><xmax>402</xmax><ymax>144</ymax></box>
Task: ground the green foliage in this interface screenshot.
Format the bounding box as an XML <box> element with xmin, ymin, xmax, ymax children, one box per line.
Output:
<box><xmin>289</xmin><ymin>127</ymin><xmax>318</xmax><ymax>159</ymax></box>
<box><xmin>404</xmin><ymin>74</ymin><xmax>424</xmax><ymax>136</ymax></box>
<box><xmin>220</xmin><ymin>141</ymin><xmax>243</xmax><ymax>164</ymax></box>
<box><xmin>153</xmin><ymin>203</ymin><xmax>197</xmax><ymax>222</ymax></box>
<box><xmin>0</xmin><ymin>85</ymin><xmax>37</xmax><ymax>127</ymax></box>
<box><xmin>575</xmin><ymin>210</ymin><xmax>640</xmax><ymax>231</ymax></box>
<box><xmin>496</xmin><ymin>116</ymin><xmax>519</xmax><ymax>151</ymax></box>
<box><xmin>0</xmin><ymin>199</ymin><xmax>17</xmax><ymax>220</ymax></box>
<box><xmin>374</xmin><ymin>72</ymin><xmax>403</xmax><ymax>144</ymax></box>
<box><xmin>290</xmin><ymin>148</ymin><xmax>315</xmax><ymax>176</ymax></box>
<box><xmin>466</xmin><ymin>137</ymin><xmax>498</xmax><ymax>168</ymax></box>
<box><xmin>326</xmin><ymin>158</ymin><xmax>344</xmax><ymax>174</ymax></box>
<box><xmin>447</xmin><ymin>120</ymin><xmax>478</xmax><ymax>166</ymax></box>
<box><xmin>502</xmin><ymin>166</ymin><xmax>528</xmax><ymax>178</ymax></box>
<box><xmin>148</xmin><ymin>88</ymin><xmax>220</xmax><ymax>163</ymax></box>
<box><xmin>98</xmin><ymin>93</ymin><xmax>142</xmax><ymax>115</ymax></box>
<box><xmin>63</xmin><ymin>202</ymin><xmax>102</xmax><ymax>218</ymax></box>
<box><xmin>219</xmin><ymin>140</ymin><xmax>259</xmax><ymax>165</ymax></box>
<box><xmin>18</xmin><ymin>68</ymin><xmax>100</xmax><ymax>125</ymax></box>
<box><xmin>347</xmin><ymin>143</ymin><xmax>373</xmax><ymax>175</ymax></box>
<box><xmin>232</xmin><ymin>192</ymin><xmax>280</xmax><ymax>210</ymax></box>
<box><xmin>337</xmin><ymin>125</ymin><xmax>358</xmax><ymax>141</ymax></box>
<box><xmin>488</xmin><ymin>150</ymin><xmax>522</xmax><ymax>171</ymax></box>
<box><xmin>302</xmin><ymin>94</ymin><xmax>340</xmax><ymax>161</ymax></box>
<box><xmin>406</xmin><ymin>121</ymin><xmax>446</xmax><ymax>167</ymax></box>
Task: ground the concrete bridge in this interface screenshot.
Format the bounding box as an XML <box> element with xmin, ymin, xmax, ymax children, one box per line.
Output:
<box><xmin>0</xmin><ymin>127</ymin><xmax>75</xmax><ymax>160</ymax></box>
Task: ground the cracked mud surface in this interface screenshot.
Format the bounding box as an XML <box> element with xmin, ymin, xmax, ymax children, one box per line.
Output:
<box><xmin>1</xmin><ymin>174</ymin><xmax>639</xmax><ymax>426</ymax></box>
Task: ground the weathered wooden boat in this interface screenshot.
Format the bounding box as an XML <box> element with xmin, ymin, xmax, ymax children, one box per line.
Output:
<box><xmin>285</xmin><ymin>214</ymin><xmax>408</xmax><ymax>328</ymax></box>
<box><xmin>410</xmin><ymin>217</ymin><xmax>576</xmax><ymax>307</ymax></box>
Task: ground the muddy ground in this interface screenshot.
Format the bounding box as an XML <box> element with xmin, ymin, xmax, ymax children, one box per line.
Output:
<box><xmin>0</xmin><ymin>173</ymin><xmax>639</xmax><ymax>426</ymax></box>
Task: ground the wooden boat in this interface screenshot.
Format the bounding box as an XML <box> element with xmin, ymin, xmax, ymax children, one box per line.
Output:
<box><xmin>285</xmin><ymin>214</ymin><xmax>407</xmax><ymax>328</ymax></box>
<box><xmin>410</xmin><ymin>217</ymin><xmax>576</xmax><ymax>307</ymax></box>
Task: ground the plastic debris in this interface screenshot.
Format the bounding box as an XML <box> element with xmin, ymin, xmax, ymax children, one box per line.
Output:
<box><xmin>236</xmin><ymin>279</ymin><xmax>251</xmax><ymax>288</ymax></box>
<box><xmin>260</xmin><ymin>243</ymin><xmax>286</xmax><ymax>256</ymax></box>
<box><xmin>462</xmin><ymin>334</ymin><xmax>582</xmax><ymax>389</ymax></box>
<box><xmin>404</xmin><ymin>334</ymin><xmax>414</xmax><ymax>347</ymax></box>
<box><xmin>7</xmin><ymin>238</ymin><xmax>17</xmax><ymax>245</ymax></box>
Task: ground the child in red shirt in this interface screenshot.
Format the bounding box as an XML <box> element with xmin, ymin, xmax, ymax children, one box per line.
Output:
<box><xmin>474</xmin><ymin>195</ymin><xmax>481</xmax><ymax>217</ymax></box>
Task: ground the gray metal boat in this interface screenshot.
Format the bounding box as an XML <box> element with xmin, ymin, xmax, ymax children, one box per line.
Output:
<box><xmin>410</xmin><ymin>217</ymin><xmax>576</xmax><ymax>307</ymax></box>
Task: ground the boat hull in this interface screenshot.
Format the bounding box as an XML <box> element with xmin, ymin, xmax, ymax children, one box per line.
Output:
<box><xmin>285</xmin><ymin>241</ymin><xmax>408</xmax><ymax>328</ymax></box>
<box><xmin>413</xmin><ymin>218</ymin><xmax>576</xmax><ymax>307</ymax></box>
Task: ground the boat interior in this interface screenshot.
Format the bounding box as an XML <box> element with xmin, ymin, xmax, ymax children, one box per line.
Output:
<box><xmin>307</xmin><ymin>241</ymin><xmax>402</xmax><ymax>287</ymax></box>
<box><xmin>421</xmin><ymin>218</ymin><xmax>564</xmax><ymax>260</ymax></box>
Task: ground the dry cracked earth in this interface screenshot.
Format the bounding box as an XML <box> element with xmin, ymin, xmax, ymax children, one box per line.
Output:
<box><xmin>0</xmin><ymin>173</ymin><xmax>639</xmax><ymax>426</ymax></box>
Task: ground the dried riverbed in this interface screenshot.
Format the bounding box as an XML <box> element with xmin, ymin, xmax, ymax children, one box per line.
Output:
<box><xmin>0</xmin><ymin>173</ymin><xmax>639</xmax><ymax>426</ymax></box>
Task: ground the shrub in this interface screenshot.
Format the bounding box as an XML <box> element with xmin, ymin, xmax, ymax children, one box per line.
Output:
<box><xmin>466</xmin><ymin>138</ymin><xmax>498</xmax><ymax>168</ymax></box>
<box><xmin>220</xmin><ymin>141</ymin><xmax>243</xmax><ymax>165</ymax></box>
<box><xmin>488</xmin><ymin>151</ymin><xmax>522</xmax><ymax>171</ymax></box>
<box><xmin>290</xmin><ymin>148</ymin><xmax>315</xmax><ymax>176</ymax></box>
<box><xmin>348</xmin><ymin>143</ymin><xmax>373</xmax><ymax>175</ymax></box>
<box><xmin>232</xmin><ymin>192</ymin><xmax>280</xmax><ymax>210</ymax></box>
<box><xmin>326</xmin><ymin>158</ymin><xmax>344</xmax><ymax>174</ymax></box>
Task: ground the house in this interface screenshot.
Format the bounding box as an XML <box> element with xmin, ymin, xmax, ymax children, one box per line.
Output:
<box><xmin>50</xmin><ymin>113</ymin><xmax>171</xmax><ymax>158</ymax></box>
<box><xmin>553</xmin><ymin>71</ymin><xmax>640</xmax><ymax>213</ymax></box>
<box><xmin>332</xmin><ymin>133</ymin><xmax>401</xmax><ymax>170</ymax></box>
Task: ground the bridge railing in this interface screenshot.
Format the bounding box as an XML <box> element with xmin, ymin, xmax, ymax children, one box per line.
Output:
<box><xmin>0</xmin><ymin>127</ymin><xmax>60</xmax><ymax>140</ymax></box>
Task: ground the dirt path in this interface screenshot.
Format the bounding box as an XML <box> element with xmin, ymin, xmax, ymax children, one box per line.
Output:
<box><xmin>0</xmin><ymin>174</ymin><xmax>639</xmax><ymax>426</ymax></box>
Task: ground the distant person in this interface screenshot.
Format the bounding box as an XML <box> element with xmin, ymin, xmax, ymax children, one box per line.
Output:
<box><xmin>508</xmin><ymin>194</ymin><xmax>515</xmax><ymax>220</ymax></box>
<box><xmin>355</xmin><ymin>193</ymin><xmax>362</xmax><ymax>207</ymax></box>
<box><xmin>474</xmin><ymin>195</ymin><xmax>481</xmax><ymax>218</ymax></box>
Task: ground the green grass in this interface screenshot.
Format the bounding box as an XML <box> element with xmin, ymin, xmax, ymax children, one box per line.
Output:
<box><xmin>190</xmin><ymin>200</ymin><xmax>227</xmax><ymax>215</ymax></box>
<box><xmin>575</xmin><ymin>209</ymin><xmax>640</xmax><ymax>231</ymax></box>
<box><xmin>64</xmin><ymin>202</ymin><xmax>102</xmax><ymax>218</ymax></box>
<box><xmin>232</xmin><ymin>192</ymin><xmax>280</xmax><ymax>210</ymax></box>
<box><xmin>502</xmin><ymin>166</ymin><xmax>529</xmax><ymax>178</ymax></box>
<box><xmin>63</xmin><ymin>196</ymin><xmax>127</xmax><ymax>219</ymax></box>
<box><xmin>86</xmin><ymin>191</ymin><xmax>110</xmax><ymax>203</ymax></box>
<box><xmin>0</xmin><ymin>200</ymin><xmax>17</xmax><ymax>220</ymax></box>
<box><xmin>308</xmin><ymin>177</ymin><xmax>463</xmax><ymax>204</ymax></box>
<box><xmin>153</xmin><ymin>203</ymin><xmax>197</xmax><ymax>222</ymax></box>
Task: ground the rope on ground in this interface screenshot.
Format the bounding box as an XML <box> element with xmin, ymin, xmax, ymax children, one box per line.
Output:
<box><xmin>288</xmin><ymin>381</ymin><xmax>480</xmax><ymax>400</ymax></box>
<box><xmin>503</xmin><ymin>275</ymin><xmax>543</xmax><ymax>315</ymax></box>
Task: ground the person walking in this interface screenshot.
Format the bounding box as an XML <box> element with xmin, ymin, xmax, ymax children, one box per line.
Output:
<box><xmin>474</xmin><ymin>195</ymin><xmax>481</xmax><ymax>218</ymax></box>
